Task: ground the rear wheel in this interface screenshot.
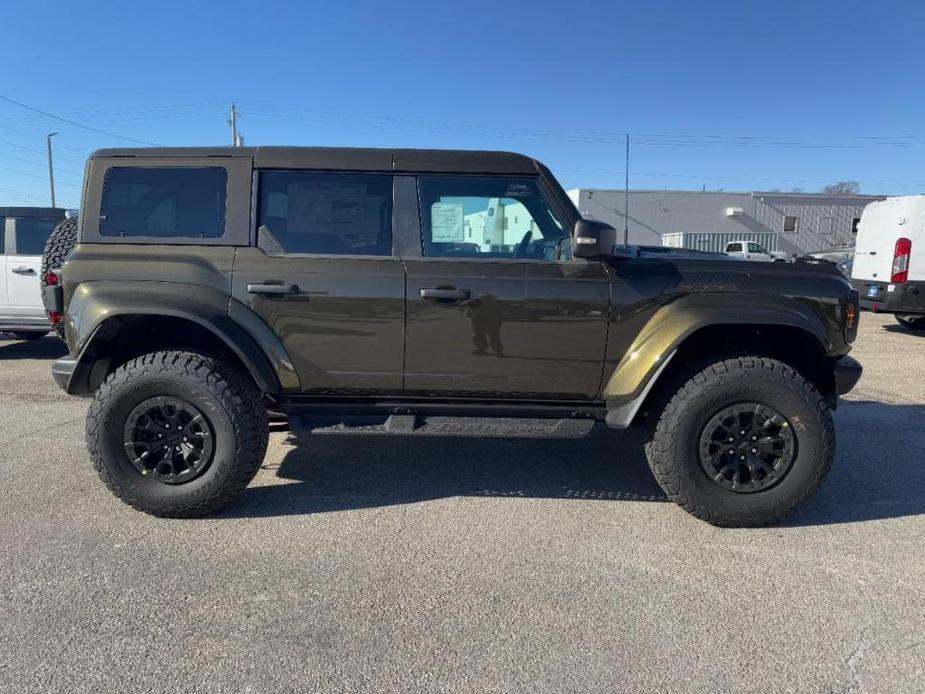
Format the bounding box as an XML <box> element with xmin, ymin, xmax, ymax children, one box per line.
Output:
<box><xmin>40</xmin><ymin>216</ymin><xmax>79</xmax><ymax>338</ymax></box>
<box><xmin>645</xmin><ymin>355</ymin><xmax>834</xmax><ymax>527</ymax></box>
<box><xmin>895</xmin><ymin>314</ymin><xmax>925</xmax><ymax>330</ymax></box>
<box><xmin>87</xmin><ymin>351</ymin><xmax>269</xmax><ymax>517</ymax></box>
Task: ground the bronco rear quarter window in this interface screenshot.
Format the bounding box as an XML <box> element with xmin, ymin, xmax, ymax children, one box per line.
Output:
<box><xmin>99</xmin><ymin>167</ymin><xmax>227</xmax><ymax>238</ymax></box>
<box><xmin>257</xmin><ymin>171</ymin><xmax>393</xmax><ymax>255</ymax></box>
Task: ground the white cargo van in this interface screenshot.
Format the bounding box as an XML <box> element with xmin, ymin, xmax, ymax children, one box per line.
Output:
<box><xmin>851</xmin><ymin>195</ymin><xmax>925</xmax><ymax>329</ymax></box>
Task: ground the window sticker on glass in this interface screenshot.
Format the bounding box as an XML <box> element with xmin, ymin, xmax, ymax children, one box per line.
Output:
<box><xmin>431</xmin><ymin>202</ymin><xmax>465</xmax><ymax>242</ymax></box>
<box><xmin>286</xmin><ymin>182</ymin><xmax>366</xmax><ymax>235</ymax></box>
<box><xmin>266</xmin><ymin>191</ymin><xmax>288</xmax><ymax>218</ymax></box>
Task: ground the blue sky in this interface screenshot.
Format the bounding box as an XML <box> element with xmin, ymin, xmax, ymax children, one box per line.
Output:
<box><xmin>1</xmin><ymin>0</ymin><xmax>923</xmax><ymax>209</ymax></box>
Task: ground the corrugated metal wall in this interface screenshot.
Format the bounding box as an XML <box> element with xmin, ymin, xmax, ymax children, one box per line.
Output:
<box><xmin>751</xmin><ymin>194</ymin><xmax>874</xmax><ymax>255</ymax></box>
<box><xmin>571</xmin><ymin>189</ymin><xmax>883</xmax><ymax>255</ymax></box>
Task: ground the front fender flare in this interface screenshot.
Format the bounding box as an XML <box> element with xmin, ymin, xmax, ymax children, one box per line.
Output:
<box><xmin>602</xmin><ymin>293</ymin><xmax>833</xmax><ymax>426</ymax></box>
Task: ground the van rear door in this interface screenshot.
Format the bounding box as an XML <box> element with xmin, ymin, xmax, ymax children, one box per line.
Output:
<box><xmin>852</xmin><ymin>199</ymin><xmax>903</xmax><ymax>283</ymax></box>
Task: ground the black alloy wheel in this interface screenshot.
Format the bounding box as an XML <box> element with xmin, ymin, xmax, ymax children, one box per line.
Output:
<box><xmin>697</xmin><ymin>403</ymin><xmax>796</xmax><ymax>493</ymax></box>
<box><xmin>122</xmin><ymin>396</ymin><xmax>214</xmax><ymax>485</ymax></box>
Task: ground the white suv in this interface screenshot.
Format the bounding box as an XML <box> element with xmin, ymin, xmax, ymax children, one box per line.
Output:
<box><xmin>0</xmin><ymin>208</ymin><xmax>65</xmax><ymax>340</ymax></box>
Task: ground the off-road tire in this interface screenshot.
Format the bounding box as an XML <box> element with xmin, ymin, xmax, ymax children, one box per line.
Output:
<box><xmin>9</xmin><ymin>331</ymin><xmax>47</xmax><ymax>341</ymax></box>
<box><xmin>895</xmin><ymin>314</ymin><xmax>925</xmax><ymax>330</ymax></box>
<box><xmin>40</xmin><ymin>216</ymin><xmax>79</xmax><ymax>338</ymax></box>
<box><xmin>645</xmin><ymin>355</ymin><xmax>834</xmax><ymax>527</ymax></box>
<box><xmin>86</xmin><ymin>351</ymin><xmax>269</xmax><ymax>517</ymax></box>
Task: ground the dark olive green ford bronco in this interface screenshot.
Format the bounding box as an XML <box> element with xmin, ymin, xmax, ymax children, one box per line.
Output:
<box><xmin>46</xmin><ymin>146</ymin><xmax>861</xmax><ymax>526</ymax></box>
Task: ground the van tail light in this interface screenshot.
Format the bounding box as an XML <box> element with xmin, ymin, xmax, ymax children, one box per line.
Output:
<box><xmin>46</xmin><ymin>270</ymin><xmax>59</xmax><ymax>286</ymax></box>
<box><xmin>49</xmin><ymin>311</ymin><xmax>62</xmax><ymax>325</ymax></box>
<box><xmin>891</xmin><ymin>237</ymin><xmax>912</xmax><ymax>284</ymax></box>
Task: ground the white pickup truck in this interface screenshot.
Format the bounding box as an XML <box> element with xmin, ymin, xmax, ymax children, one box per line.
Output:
<box><xmin>0</xmin><ymin>207</ymin><xmax>66</xmax><ymax>339</ymax></box>
<box><xmin>724</xmin><ymin>240</ymin><xmax>790</xmax><ymax>262</ymax></box>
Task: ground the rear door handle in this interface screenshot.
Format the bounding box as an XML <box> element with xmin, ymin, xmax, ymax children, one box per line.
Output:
<box><xmin>247</xmin><ymin>283</ymin><xmax>299</xmax><ymax>296</ymax></box>
<box><xmin>420</xmin><ymin>288</ymin><xmax>471</xmax><ymax>301</ymax></box>
<box><xmin>12</xmin><ymin>266</ymin><xmax>35</xmax><ymax>275</ymax></box>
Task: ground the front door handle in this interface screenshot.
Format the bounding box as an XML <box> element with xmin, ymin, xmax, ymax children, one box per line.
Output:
<box><xmin>12</xmin><ymin>266</ymin><xmax>35</xmax><ymax>275</ymax></box>
<box><xmin>247</xmin><ymin>283</ymin><xmax>299</xmax><ymax>296</ymax></box>
<box><xmin>420</xmin><ymin>288</ymin><xmax>471</xmax><ymax>301</ymax></box>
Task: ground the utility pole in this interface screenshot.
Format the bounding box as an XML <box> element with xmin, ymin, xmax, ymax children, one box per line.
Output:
<box><xmin>228</xmin><ymin>104</ymin><xmax>240</xmax><ymax>147</ymax></box>
<box><xmin>47</xmin><ymin>132</ymin><xmax>59</xmax><ymax>207</ymax></box>
<box><xmin>623</xmin><ymin>133</ymin><xmax>630</xmax><ymax>246</ymax></box>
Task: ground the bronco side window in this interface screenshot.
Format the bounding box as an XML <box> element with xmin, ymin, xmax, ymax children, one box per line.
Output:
<box><xmin>100</xmin><ymin>167</ymin><xmax>227</xmax><ymax>238</ymax></box>
<box><xmin>257</xmin><ymin>171</ymin><xmax>393</xmax><ymax>256</ymax></box>
<box><xmin>417</xmin><ymin>176</ymin><xmax>570</xmax><ymax>260</ymax></box>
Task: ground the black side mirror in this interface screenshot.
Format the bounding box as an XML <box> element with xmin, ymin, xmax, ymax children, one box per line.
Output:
<box><xmin>574</xmin><ymin>218</ymin><xmax>620</xmax><ymax>259</ymax></box>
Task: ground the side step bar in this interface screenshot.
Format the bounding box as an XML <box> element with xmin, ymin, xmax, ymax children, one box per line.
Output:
<box><xmin>288</xmin><ymin>414</ymin><xmax>597</xmax><ymax>438</ymax></box>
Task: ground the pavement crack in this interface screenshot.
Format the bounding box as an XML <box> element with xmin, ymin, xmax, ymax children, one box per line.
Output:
<box><xmin>0</xmin><ymin>416</ymin><xmax>83</xmax><ymax>448</ymax></box>
<box><xmin>842</xmin><ymin>625</ymin><xmax>872</xmax><ymax>693</ymax></box>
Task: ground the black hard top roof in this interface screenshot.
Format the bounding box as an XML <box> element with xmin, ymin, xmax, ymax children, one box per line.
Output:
<box><xmin>0</xmin><ymin>207</ymin><xmax>66</xmax><ymax>218</ymax></box>
<box><xmin>90</xmin><ymin>146</ymin><xmax>542</xmax><ymax>175</ymax></box>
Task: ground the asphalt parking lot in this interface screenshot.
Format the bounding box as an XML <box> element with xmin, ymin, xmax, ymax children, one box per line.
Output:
<box><xmin>1</xmin><ymin>312</ymin><xmax>923</xmax><ymax>693</ymax></box>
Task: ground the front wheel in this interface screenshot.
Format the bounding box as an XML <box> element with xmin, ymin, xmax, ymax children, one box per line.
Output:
<box><xmin>86</xmin><ymin>351</ymin><xmax>269</xmax><ymax>517</ymax></box>
<box><xmin>645</xmin><ymin>356</ymin><xmax>834</xmax><ymax>527</ymax></box>
<box><xmin>895</xmin><ymin>314</ymin><xmax>925</xmax><ymax>330</ymax></box>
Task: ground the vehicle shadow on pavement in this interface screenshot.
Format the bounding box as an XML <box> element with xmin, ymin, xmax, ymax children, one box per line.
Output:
<box><xmin>0</xmin><ymin>335</ymin><xmax>67</xmax><ymax>360</ymax></box>
<box><xmin>225</xmin><ymin>400</ymin><xmax>925</xmax><ymax>526</ymax></box>
<box><xmin>881</xmin><ymin>324</ymin><xmax>925</xmax><ymax>338</ymax></box>
<box><xmin>783</xmin><ymin>401</ymin><xmax>925</xmax><ymax>527</ymax></box>
<box><xmin>220</xmin><ymin>426</ymin><xmax>669</xmax><ymax>518</ymax></box>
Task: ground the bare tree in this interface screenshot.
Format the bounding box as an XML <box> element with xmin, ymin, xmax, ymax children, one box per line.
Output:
<box><xmin>821</xmin><ymin>181</ymin><xmax>860</xmax><ymax>195</ymax></box>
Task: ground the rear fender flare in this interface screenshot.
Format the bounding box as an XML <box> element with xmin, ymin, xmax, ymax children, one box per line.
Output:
<box><xmin>63</xmin><ymin>281</ymin><xmax>299</xmax><ymax>394</ymax></box>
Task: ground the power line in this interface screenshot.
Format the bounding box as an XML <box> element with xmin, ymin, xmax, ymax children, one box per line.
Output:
<box><xmin>0</xmin><ymin>138</ymin><xmax>85</xmax><ymax>165</ymax></box>
<box><xmin>245</xmin><ymin>103</ymin><xmax>925</xmax><ymax>150</ymax></box>
<box><xmin>0</xmin><ymin>186</ymin><xmax>47</xmax><ymax>203</ymax></box>
<box><xmin>631</xmin><ymin>139</ymin><xmax>917</xmax><ymax>150</ymax></box>
<box><xmin>0</xmin><ymin>164</ymin><xmax>80</xmax><ymax>187</ymax></box>
<box><xmin>65</xmin><ymin>103</ymin><xmax>224</xmax><ymax>117</ymax></box>
<box><xmin>0</xmin><ymin>94</ymin><xmax>161</xmax><ymax>147</ymax></box>
<box><xmin>0</xmin><ymin>150</ymin><xmax>83</xmax><ymax>177</ymax></box>
<box><xmin>0</xmin><ymin>185</ymin><xmax>78</xmax><ymax>208</ymax></box>
<box><xmin>558</xmin><ymin>168</ymin><xmax>925</xmax><ymax>190</ymax></box>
